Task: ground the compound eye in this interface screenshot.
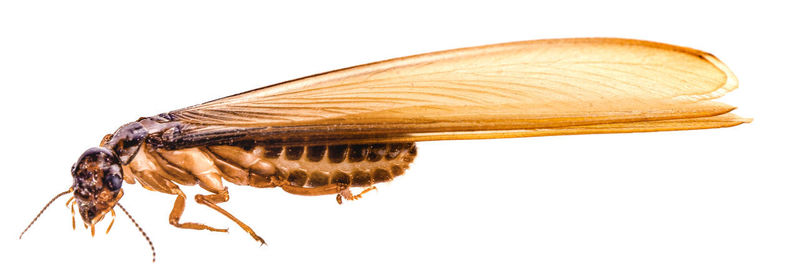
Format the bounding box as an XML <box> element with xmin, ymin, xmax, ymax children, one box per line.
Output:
<box><xmin>104</xmin><ymin>173</ymin><xmax>123</xmax><ymax>191</ymax></box>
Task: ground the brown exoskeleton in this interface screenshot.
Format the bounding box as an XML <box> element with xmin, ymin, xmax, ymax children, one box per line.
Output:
<box><xmin>20</xmin><ymin>38</ymin><xmax>748</xmax><ymax>262</ymax></box>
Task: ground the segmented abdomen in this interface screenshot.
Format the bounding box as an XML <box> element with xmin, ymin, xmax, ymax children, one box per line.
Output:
<box><xmin>204</xmin><ymin>142</ymin><xmax>417</xmax><ymax>192</ymax></box>
<box><xmin>270</xmin><ymin>143</ymin><xmax>416</xmax><ymax>187</ymax></box>
<box><xmin>126</xmin><ymin>141</ymin><xmax>416</xmax><ymax>197</ymax></box>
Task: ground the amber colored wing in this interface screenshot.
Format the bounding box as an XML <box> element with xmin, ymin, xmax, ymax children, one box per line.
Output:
<box><xmin>159</xmin><ymin>38</ymin><xmax>747</xmax><ymax>148</ymax></box>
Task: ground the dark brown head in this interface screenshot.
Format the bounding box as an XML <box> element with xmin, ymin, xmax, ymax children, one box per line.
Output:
<box><xmin>71</xmin><ymin>147</ymin><xmax>124</xmax><ymax>227</ymax></box>
<box><xmin>20</xmin><ymin>131</ymin><xmax>155</xmax><ymax>262</ymax></box>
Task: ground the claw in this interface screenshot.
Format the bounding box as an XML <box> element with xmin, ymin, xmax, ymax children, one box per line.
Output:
<box><xmin>252</xmin><ymin>234</ymin><xmax>267</xmax><ymax>246</ymax></box>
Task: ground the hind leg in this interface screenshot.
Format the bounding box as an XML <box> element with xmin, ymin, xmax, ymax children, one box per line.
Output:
<box><xmin>336</xmin><ymin>186</ymin><xmax>378</xmax><ymax>204</ymax></box>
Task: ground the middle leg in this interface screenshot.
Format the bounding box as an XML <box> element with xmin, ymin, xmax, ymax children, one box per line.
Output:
<box><xmin>185</xmin><ymin>157</ymin><xmax>266</xmax><ymax>245</ymax></box>
<box><xmin>194</xmin><ymin>181</ymin><xmax>266</xmax><ymax>245</ymax></box>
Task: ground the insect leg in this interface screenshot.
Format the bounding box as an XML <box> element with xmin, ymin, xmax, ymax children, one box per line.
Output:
<box><xmin>152</xmin><ymin>147</ymin><xmax>266</xmax><ymax>244</ymax></box>
<box><xmin>135</xmin><ymin>170</ymin><xmax>228</xmax><ymax>232</ymax></box>
<box><xmin>336</xmin><ymin>186</ymin><xmax>377</xmax><ymax>204</ymax></box>
<box><xmin>128</xmin><ymin>148</ymin><xmax>228</xmax><ymax>232</ymax></box>
<box><xmin>353</xmin><ymin>186</ymin><xmax>378</xmax><ymax>199</ymax></box>
<box><xmin>193</xmin><ymin>176</ymin><xmax>266</xmax><ymax>245</ymax></box>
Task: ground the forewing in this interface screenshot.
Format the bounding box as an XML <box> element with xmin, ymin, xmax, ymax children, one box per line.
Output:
<box><xmin>161</xmin><ymin>38</ymin><xmax>745</xmax><ymax>148</ymax></box>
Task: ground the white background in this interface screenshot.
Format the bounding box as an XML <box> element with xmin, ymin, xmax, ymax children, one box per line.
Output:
<box><xmin>1</xmin><ymin>1</ymin><xmax>797</xmax><ymax>275</ymax></box>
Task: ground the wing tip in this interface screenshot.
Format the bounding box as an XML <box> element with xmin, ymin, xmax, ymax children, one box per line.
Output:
<box><xmin>669</xmin><ymin>52</ymin><xmax>739</xmax><ymax>102</ymax></box>
<box><xmin>543</xmin><ymin>38</ymin><xmax>741</xmax><ymax>103</ymax></box>
<box><xmin>706</xmin><ymin>112</ymin><xmax>752</xmax><ymax>126</ymax></box>
<box><xmin>731</xmin><ymin>116</ymin><xmax>753</xmax><ymax>125</ymax></box>
<box><xmin>703</xmin><ymin>52</ymin><xmax>739</xmax><ymax>91</ymax></box>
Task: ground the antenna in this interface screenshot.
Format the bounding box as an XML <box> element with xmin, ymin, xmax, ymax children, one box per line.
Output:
<box><xmin>20</xmin><ymin>190</ymin><xmax>71</xmax><ymax>239</ymax></box>
<box><xmin>117</xmin><ymin>203</ymin><xmax>156</xmax><ymax>262</ymax></box>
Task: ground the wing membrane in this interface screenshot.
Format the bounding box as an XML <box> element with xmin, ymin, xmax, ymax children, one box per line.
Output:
<box><xmin>160</xmin><ymin>38</ymin><xmax>746</xmax><ymax>148</ymax></box>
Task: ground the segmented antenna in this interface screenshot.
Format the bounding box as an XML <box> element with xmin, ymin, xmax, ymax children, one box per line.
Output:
<box><xmin>117</xmin><ymin>203</ymin><xmax>156</xmax><ymax>262</ymax></box>
<box><xmin>20</xmin><ymin>190</ymin><xmax>71</xmax><ymax>239</ymax></box>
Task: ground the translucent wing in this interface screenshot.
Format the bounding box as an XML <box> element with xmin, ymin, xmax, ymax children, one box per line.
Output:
<box><xmin>158</xmin><ymin>38</ymin><xmax>747</xmax><ymax>148</ymax></box>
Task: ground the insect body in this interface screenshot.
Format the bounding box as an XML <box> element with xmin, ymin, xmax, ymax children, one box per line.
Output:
<box><xmin>21</xmin><ymin>38</ymin><xmax>748</xmax><ymax>261</ymax></box>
